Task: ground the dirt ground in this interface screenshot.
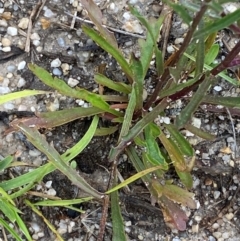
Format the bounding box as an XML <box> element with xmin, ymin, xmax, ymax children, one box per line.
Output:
<box><xmin>1</xmin><ymin>0</ymin><xmax>240</xmax><ymax>240</ymax></box>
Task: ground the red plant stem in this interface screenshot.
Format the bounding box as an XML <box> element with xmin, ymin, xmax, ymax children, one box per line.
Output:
<box><xmin>211</xmin><ymin>40</ymin><xmax>240</xmax><ymax>76</ymax></box>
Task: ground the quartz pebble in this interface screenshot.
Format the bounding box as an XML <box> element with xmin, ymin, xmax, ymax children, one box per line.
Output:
<box><xmin>2</xmin><ymin>46</ymin><xmax>11</xmax><ymax>52</ymax></box>
<box><xmin>68</xmin><ymin>77</ymin><xmax>79</xmax><ymax>87</ymax></box>
<box><xmin>47</xmin><ymin>188</ymin><xmax>57</xmax><ymax>196</ymax></box>
<box><xmin>52</xmin><ymin>68</ymin><xmax>62</xmax><ymax>76</ymax></box>
<box><xmin>0</xmin><ymin>19</ymin><xmax>8</xmax><ymax>27</ymax></box>
<box><xmin>18</xmin><ymin>61</ymin><xmax>26</xmax><ymax>70</ymax></box>
<box><xmin>225</xmin><ymin>212</ymin><xmax>234</xmax><ymax>220</ymax></box>
<box><xmin>51</xmin><ymin>58</ymin><xmax>61</xmax><ymax>68</ymax></box>
<box><xmin>7</xmin><ymin>26</ymin><xmax>18</xmax><ymax>36</ymax></box>
<box><xmin>1</xmin><ymin>37</ymin><xmax>11</xmax><ymax>47</ymax></box>
<box><xmin>0</xmin><ymin>86</ymin><xmax>10</xmax><ymax>94</ymax></box>
<box><xmin>17</xmin><ymin>77</ymin><xmax>26</xmax><ymax>87</ymax></box>
<box><xmin>4</xmin><ymin>102</ymin><xmax>14</xmax><ymax>110</ymax></box>
<box><xmin>18</xmin><ymin>17</ymin><xmax>29</xmax><ymax>29</ymax></box>
<box><xmin>213</xmin><ymin>232</ymin><xmax>222</xmax><ymax>239</ymax></box>
<box><xmin>45</xmin><ymin>180</ymin><xmax>52</xmax><ymax>188</ymax></box>
<box><xmin>214</xmin><ymin>191</ymin><xmax>221</xmax><ymax>199</ymax></box>
<box><xmin>7</xmin><ymin>65</ymin><xmax>16</xmax><ymax>73</ymax></box>
<box><xmin>30</xmin><ymin>32</ymin><xmax>40</xmax><ymax>40</ymax></box>
<box><xmin>214</xmin><ymin>86</ymin><xmax>222</xmax><ymax>92</ymax></box>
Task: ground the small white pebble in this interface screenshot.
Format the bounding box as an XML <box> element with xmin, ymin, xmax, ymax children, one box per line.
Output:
<box><xmin>2</xmin><ymin>46</ymin><xmax>11</xmax><ymax>52</ymax></box>
<box><xmin>0</xmin><ymin>86</ymin><xmax>10</xmax><ymax>94</ymax></box>
<box><xmin>7</xmin><ymin>26</ymin><xmax>18</xmax><ymax>36</ymax></box>
<box><xmin>47</xmin><ymin>188</ymin><xmax>57</xmax><ymax>196</ymax></box>
<box><xmin>225</xmin><ymin>212</ymin><xmax>234</xmax><ymax>220</ymax></box>
<box><xmin>52</xmin><ymin>68</ymin><xmax>62</xmax><ymax>76</ymax></box>
<box><xmin>213</xmin><ymin>232</ymin><xmax>222</xmax><ymax>239</ymax></box>
<box><xmin>29</xmin><ymin>149</ymin><xmax>41</xmax><ymax>157</ymax></box>
<box><xmin>30</xmin><ymin>32</ymin><xmax>40</xmax><ymax>41</ymax></box>
<box><xmin>6</xmin><ymin>73</ymin><xmax>13</xmax><ymax>79</ymax></box>
<box><xmin>213</xmin><ymin>86</ymin><xmax>222</xmax><ymax>92</ymax></box>
<box><xmin>4</xmin><ymin>102</ymin><xmax>15</xmax><ymax>110</ymax></box>
<box><xmin>125</xmin><ymin>221</ymin><xmax>132</xmax><ymax>227</ymax></box>
<box><xmin>44</xmin><ymin>8</ymin><xmax>56</xmax><ymax>18</ymax></box>
<box><xmin>167</xmin><ymin>45</ymin><xmax>175</xmax><ymax>54</ymax></box>
<box><xmin>17</xmin><ymin>77</ymin><xmax>26</xmax><ymax>88</ymax></box>
<box><xmin>68</xmin><ymin>77</ymin><xmax>79</xmax><ymax>87</ymax></box>
<box><xmin>45</xmin><ymin>180</ymin><xmax>52</xmax><ymax>188</ymax></box>
<box><xmin>18</xmin><ymin>61</ymin><xmax>26</xmax><ymax>70</ymax></box>
<box><xmin>51</xmin><ymin>58</ymin><xmax>61</xmax><ymax>68</ymax></box>
<box><xmin>18</xmin><ymin>17</ymin><xmax>29</xmax><ymax>29</ymax></box>
<box><xmin>31</xmin><ymin>222</ymin><xmax>41</xmax><ymax>233</ymax></box>
<box><xmin>0</xmin><ymin>19</ymin><xmax>8</xmax><ymax>27</ymax></box>
<box><xmin>212</xmin><ymin>223</ymin><xmax>219</xmax><ymax>230</ymax></box>
<box><xmin>18</xmin><ymin>105</ymin><xmax>27</xmax><ymax>111</ymax></box>
<box><xmin>213</xmin><ymin>191</ymin><xmax>221</xmax><ymax>199</ymax></box>
<box><xmin>163</xmin><ymin>117</ymin><xmax>170</xmax><ymax>124</ymax></box>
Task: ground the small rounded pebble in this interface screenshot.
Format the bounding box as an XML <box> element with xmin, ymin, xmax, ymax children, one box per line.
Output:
<box><xmin>2</xmin><ymin>46</ymin><xmax>11</xmax><ymax>52</ymax></box>
<box><xmin>214</xmin><ymin>191</ymin><xmax>221</xmax><ymax>199</ymax></box>
<box><xmin>192</xmin><ymin>224</ymin><xmax>199</xmax><ymax>233</ymax></box>
<box><xmin>57</xmin><ymin>37</ymin><xmax>65</xmax><ymax>47</ymax></box>
<box><xmin>125</xmin><ymin>221</ymin><xmax>132</xmax><ymax>227</ymax></box>
<box><xmin>0</xmin><ymin>86</ymin><xmax>10</xmax><ymax>94</ymax></box>
<box><xmin>213</xmin><ymin>232</ymin><xmax>222</xmax><ymax>239</ymax></box>
<box><xmin>30</xmin><ymin>32</ymin><xmax>40</xmax><ymax>40</ymax></box>
<box><xmin>18</xmin><ymin>61</ymin><xmax>26</xmax><ymax>70</ymax></box>
<box><xmin>17</xmin><ymin>77</ymin><xmax>26</xmax><ymax>88</ymax></box>
<box><xmin>1</xmin><ymin>37</ymin><xmax>11</xmax><ymax>47</ymax></box>
<box><xmin>209</xmin><ymin>236</ymin><xmax>216</xmax><ymax>241</ymax></box>
<box><xmin>225</xmin><ymin>212</ymin><xmax>234</xmax><ymax>220</ymax></box>
<box><xmin>68</xmin><ymin>77</ymin><xmax>79</xmax><ymax>87</ymax></box>
<box><xmin>47</xmin><ymin>188</ymin><xmax>57</xmax><ymax>196</ymax></box>
<box><xmin>222</xmin><ymin>232</ymin><xmax>229</xmax><ymax>239</ymax></box>
<box><xmin>212</xmin><ymin>223</ymin><xmax>219</xmax><ymax>230</ymax></box>
<box><xmin>167</xmin><ymin>45</ymin><xmax>175</xmax><ymax>53</ymax></box>
<box><xmin>214</xmin><ymin>86</ymin><xmax>222</xmax><ymax>92</ymax></box>
<box><xmin>7</xmin><ymin>65</ymin><xmax>16</xmax><ymax>73</ymax></box>
<box><xmin>51</xmin><ymin>58</ymin><xmax>61</xmax><ymax>68</ymax></box>
<box><xmin>52</xmin><ymin>68</ymin><xmax>62</xmax><ymax>76</ymax></box>
<box><xmin>61</xmin><ymin>63</ymin><xmax>70</xmax><ymax>75</ymax></box>
<box><xmin>32</xmin><ymin>40</ymin><xmax>40</xmax><ymax>46</ymax></box>
<box><xmin>7</xmin><ymin>26</ymin><xmax>18</xmax><ymax>36</ymax></box>
<box><xmin>18</xmin><ymin>17</ymin><xmax>29</xmax><ymax>29</ymax></box>
<box><xmin>29</xmin><ymin>149</ymin><xmax>41</xmax><ymax>157</ymax></box>
<box><xmin>0</xmin><ymin>19</ymin><xmax>8</xmax><ymax>27</ymax></box>
<box><xmin>44</xmin><ymin>8</ymin><xmax>56</xmax><ymax>18</ymax></box>
<box><xmin>6</xmin><ymin>73</ymin><xmax>13</xmax><ymax>79</ymax></box>
<box><xmin>45</xmin><ymin>180</ymin><xmax>52</xmax><ymax>188</ymax></box>
<box><xmin>4</xmin><ymin>102</ymin><xmax>14</xmax><ymax>110</ymax></box>
<box><xmin>31</xmin><ymin>222</ymin><xmax>41</xmax><ymax>232</ymax></box>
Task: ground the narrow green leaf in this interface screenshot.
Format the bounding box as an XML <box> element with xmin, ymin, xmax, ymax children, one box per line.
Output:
<box><xmin>94</xmin><ymin>126</ymin><xmax>119</xmax><ymax>136</ymax></box>
<box><xmin>15</xmin><ymin>212</ymin><xmax>32</xmax><ymax>241</ymax></box>
<box><xmin>175</xmin><ymin>76</ymin><xmax>214</xmax><ymax>128</ymax></box>
<box><xmin>0</xmin><ymin>116</ymin><xmax>98</xmax><ymax>192</ymax></box>
<box><xmin>94</xmin><ymin>74</ymin><xmax>131</xmax><ymax>93</ymax></box>
<box><xmin>194</xmin><ymin>9</ymin><xmax>240</xmax><ymax>39</ymax></box>
<box><xmin>204</xmin><ymin>44</ymin><xmax>219</xmax><ymax>65</ymax></box>
<box><xmin>0</xmin><ymin>90</ymin><xmax>48</xmax><ymax>105</ymax></box>
<box><xmin>144</xmin><ymin>123</ymin><xmax>168</xmax><ymax>169</ymax></box>
<box><xmin>203</xmin><ymin>95</ymin><xmax>240</xmax><ymax>108</ymax></box>
<box><xmin>118</xmin><ymin>87</ymin><xmax>136</xmax><ymax>142</ymax></box>
<box><xmin>0</xmin><ymin>218</ymin><xmax>22</xmax><ymax>241</ymax></box>
<box><xmin>184</xmin><ymin>123</ymin><xmax>216</xmax><ymax>140</ymax></box>
<box><xmin>106</xmin><ymin>165</ymin><xmax>165</xmax><ymax>194</ymax></box>
<box><xmin>158</xmin><ymin>132</ymin><xmax>187</xmax><ymax>172</ymax></box>
<box><xmin>164</xmin><ymin>123</ymin><xmax>194</xmax><ymax>156</ymax></box>
<box><xmin>28</xmin><ymin>64</ymin><xmax>122</xmax><ymax>117</ymax></box>
<box><xmin>35</xmin><ymin>197</ymin><xmax>92</xmax><ymax>206</ymax></box>
<box><xmin>130</xmin><ymin>54</ymin><xmax>144</xmax><ymax>110</ymax></box>
<box><xmin>111</xmin><ymin>177</ymin><xmax>127</xmax><ymax>241</ymax></box>
<box><xmin>0</xmin><ymin>156</ymin><xmax>14</xmax><ymax>171</ymax></box>
<box><xmin>195</xmin><ymin>20</ymin><xmax>205</xmax><ymax>77</ymax></box>
<box><xmin>82</xmin><ymin>25</ymin><xmax>133</xmax><ymax>82</ymax></box>
<box><xmin>17</xmin><ymin>122</ymin><xmax>103</xmax><ymax>199</ymax></box>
